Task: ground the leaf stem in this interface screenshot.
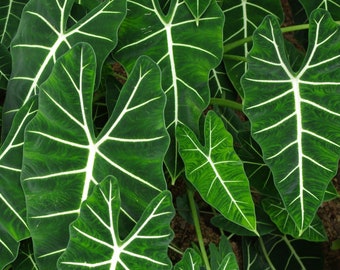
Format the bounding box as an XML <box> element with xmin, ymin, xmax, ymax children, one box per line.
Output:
<box><xmin>187</xmin><ymin>186</ymin><xmax>211</xmax><ymax>270</ymax></box>
<box><xmin>224</xmin><ymin>21</ymin><xmax>340</xmax><ymax>53</ymax></box>
<box><xmin>210</xmin><ymin>98</ymin><xmax>243</xmax><ymax>111</ymax></box>
<box><xmin>258</xmin><ymin>236</ymin><xmax>276</xmax><ymax>270</ymax></box>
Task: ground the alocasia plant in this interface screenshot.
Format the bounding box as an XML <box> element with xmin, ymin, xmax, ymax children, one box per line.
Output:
<box><xmin>0</xmin><ymin>0</ymin><xmax>339</xmax><ymax>269</ymax></box>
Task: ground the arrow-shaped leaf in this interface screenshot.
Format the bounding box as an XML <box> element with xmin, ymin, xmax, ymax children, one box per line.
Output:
<box><xmin>177</xmin><ymin>110</ymin><xmax>257</xmax><ymax>234</ymax></box>
<box><xmin>2</xmin><ymin>0</ymin><xmax>126</xmax><ymax>137</ymax></box>
<box><xmin>114</xmin><ymin>0</ymin><xmax>224</xmax><ymax>181</ymax></box>
<box><xmin>22</xmin><ymin>43</ymin><xmax>169</xmax><ymax>267</ymax></box>
<box><xmin>58</xmin><ymin>176</ymin><xmax>174</xmax><ymax>269</ymax></box>
<box><xmin>242</xmin><ymin>9</ymin><xmax>340</xmax><ymax>233</ymax></box>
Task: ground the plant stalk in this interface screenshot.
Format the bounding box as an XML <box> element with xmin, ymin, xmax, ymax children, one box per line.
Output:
<box><xmin>210</xmin><ymin>98</ymin><xmax>243</xmax><ymax>111</ymax></box>
<box><xmin>187</xmin><ymin>187</ymin><xmax>211</xmax><ymax>270</ymax></box>
<box><xmin>224</xmin><ymin>21</ymin><xmax>340</xmax><ymax>53</ymax></box>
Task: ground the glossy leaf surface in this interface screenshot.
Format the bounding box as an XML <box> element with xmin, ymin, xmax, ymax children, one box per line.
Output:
<box><xmin>22</xmin><ymin>44</ymin><xmax>168</xmax><ymax>267</ymax></box>
<box><xmin>242</xmin><ymin>9</ymin><xmax>340</xmax><ymax>233</ymax></box>
<box><xmin>58</xmin><ymin>176</ymin><xmax>174</xmax><ymax>269</ymax></box>
<box><xmin>3</xmin><ymin>0</ymin><xmax>126</xmax><ymax>136</ymax></box>
<box><xmin>222</xmin><ymin>0</ymin><xmax>283</xmax><ymax>96</ymax></box>
<box><xmin>115</xmin><ymin>0</ymin><xmax>224</xmax><ymax>181</ymax></box>
<box><xmin>177</xmin><ymin>110</ymin><xmax>257</xmax><ymax>234</ymax></box>
<box><xmin>0</xmin><ymin>97</ymin><xmax>37</xmax><ymax>242</ymax></box>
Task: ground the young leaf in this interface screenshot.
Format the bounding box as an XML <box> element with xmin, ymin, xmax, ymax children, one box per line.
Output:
<box><xmin>174</xmin><ymin>248</ymin><xmax>202</xmax><ymax>270</ymax></box>
<box><xmin>21</xmin><ymin>43</ymin><xmax>169</xmax><ymax>267</ymax></box>
<box><xmin>0</xmin><ymin>97</ymin><xmax>37</xmax><ymax>242</ymax></box>
<box><xmin>177</xmin><ymin>110</ymin><xmax>257</xmax><ymax>234</ymax></box>
<box><xmin>58</xmin><ymin>176</ymin><xmax>174</xmax><ymax>269</ymax></box>
<box><xmin>242</xmin><ymin>9</ymin><xmax>340</xmax><ymax>234</ymax></box>
<box><xmin>222</xmin><ymin>0</ymin><xmax>283</xmax><ymax>96</ymax></box>
<box><xmin>2</xmin><ymin>0</ymin><xmax>126</xmax><ymax>137</ymax></box>
<box><xmin>209</xmin><ymin>235</ymin><xmax>239</xmax><ymax>270</ymax></box>
<box><xmin>115</xmin><ymin>0</ymin><xmax>224</xmax><ymax>181</ymax></box>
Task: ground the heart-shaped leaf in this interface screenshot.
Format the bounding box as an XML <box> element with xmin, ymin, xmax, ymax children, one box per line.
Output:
<box><xmin>2</xmin><ymin>0</ymin><xmax>126</xmax><ymax>136</ymax></box>
<box><xmin>177</xmin><ymin>110</ymin><xmax>257</xmax><ymax>234</ymax></box>
<box><xmin>114</xmin><ymin>0</ymin><xmax>224</xmax><ymax>181</ymax></box>
<box><xmin>58</xmin><ymin>176</ymin><xmax>174</xmax><ymax>269</ymax></box>
<box><xmin>242</xmin><ymin>9</ymin><xmax>340</xmax><ymax>234</ymax></box>
<box><xmin>22</xmin><ymin>43</ymin><xmax>168</xmax><ymax>267</ymax></box>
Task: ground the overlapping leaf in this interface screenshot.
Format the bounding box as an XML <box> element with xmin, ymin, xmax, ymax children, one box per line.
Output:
<box><xmin>243</xmin><ymin>234</ymin><xmax>323</xmax><ymax>269</ymax></box>
<box><xmin>174</xmin><ymin>248</ymin><xmax>202</xmax><ymax>270</ymax></box>
<box><xmin>242</xmin><ymin>9</ymin><xmax>340</xmax><ymax>233</ymax></box>
<box><xmin>58</xmin><ymin>176</ymin><xmax>174</xmax><ymax>269</ymax></box>
<box><xmin>177</xmin><ymin>111</ymin><xmax>257</xmax><ymax>234</ymax></box>
<box><xmin>262</xmin><ymin>198</ymin><xmax>327</xmax><ymax>242</ymax></box>
<box><xmin>0</xmin><ymin>97</ymin><xmax>37</xmax><ymax>243</ymax></box>
<box><xmin>300</xmin><ymin>0</ymin><xmax>340</xmax><ymax>20</ymax></box>
<box><xmin>222</xmin><ymin>0</ymin><xmax>283</xmax><ymax>96</ymax></box>
<box><xmin>114</xmin><ymin>0</ymin><xmax>224</xmax><ymax>181</ymax></box>
<box><xmin>0</xmin><ymin>224</ymin><xmax>19</xmax><ymax>269</ymax></box>
<box><xmin>2</xmin><ymin>0</ymin><xmax>126</xmax><ymax>136</ymax></box>
<box><xmin>21</xmin><ymin>43</ymin><xmax>169</xmax><ymax>267</ymax></box>
<box><xmin>0</xmin><ymin>0</ymin><xmax>28</xmax><ymax>48</ymax></box>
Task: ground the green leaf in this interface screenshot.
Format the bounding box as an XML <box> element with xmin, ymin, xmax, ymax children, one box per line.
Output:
<box><xmin>0</xmin><ymin>0</ymin><xmax>28</xmax><ymax>48</ymax></box>
<box><xmin>21</xmin><ymin>44</ymin><xmax>169</xmax><ymax>267</ymax></box>
<box><xmin>115</xmin><ymin>0</ymin><xmax>224</xmax><ymax>181</ymax></box>
<box><xmin>241</xmin><ymin>9</ymin><xmax>340</xmax><ymax>233</ymax></box>
<box><xmin>299</xmin><ymin>0</ymin><xmax>340</xmax><ymax>20</ymax></box>
<box><xmin>177</xmin><ymin>110</ymin><xmax>257</xmax><ymax>234</ymax></box>
<box><xmin>243</xmin><ymin>234</ymin><xmax>323</xmax><ymax>270</ymax></box>
<box><xmin>11</xmin><ymin>239</ymin><xmax>38</xmax><ymax>270</ymax></box>
<box><xmin>209</xmin><ymin>235</ymin><xmax>239</xmax><ymax>270</ymax></box>
<box><xmin>222</xmin><ymin>0</ymin><xmax>283</xmax><ymax>96</ymax></box>
<box><xmin>0</xmin><ymin>224</ymin><xmax>19</xmax><ymax>269</ymax></box>
<box><xmin>211</xmin><ymin>206</ymin><xmax>276</xmax><ymax>236</ymax></box>
<box><xmin>174</xmin><ymin>248</ymin><xmax>202</xmax><ymax>270</ymax></box>
<box><xmin>184</xmin><ymin>0</ymin><xmax>211</xmax><ymax>24</ymax></box>
<box><xmin>2</xmin><ymin>0</ymin><xmax>126</xmax><ymax>137</ymax></box>
<box><xmin>0</xmin><ymin>43</ymin><xmax>11</xmax><ymax>89</ymax></box>
<box><xmin>58</xmin><ymin>176</ymin><xmax>174</xmax><ymax>269</ymax></box>
<box><xmin>262</xmin><ymin>198</ymin><xmax>327</xmax><ymax>242</ymax></box>
<box><xmin>0</xmin><ymin>97</ymin><xmax>37</xmax><ymax>241</ymax></box>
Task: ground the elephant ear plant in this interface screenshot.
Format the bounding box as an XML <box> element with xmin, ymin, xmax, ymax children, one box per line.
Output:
<box><xmin>0</xmin><ymin>0</ymin><xmax>339</xmax><ymax>269</ymax></box>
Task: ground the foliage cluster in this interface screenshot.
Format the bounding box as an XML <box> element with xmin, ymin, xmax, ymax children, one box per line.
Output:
<box><xmin>0</xmin><ymin>0</ymin><xmax>339</xmax><ymax>269</ymax></box>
